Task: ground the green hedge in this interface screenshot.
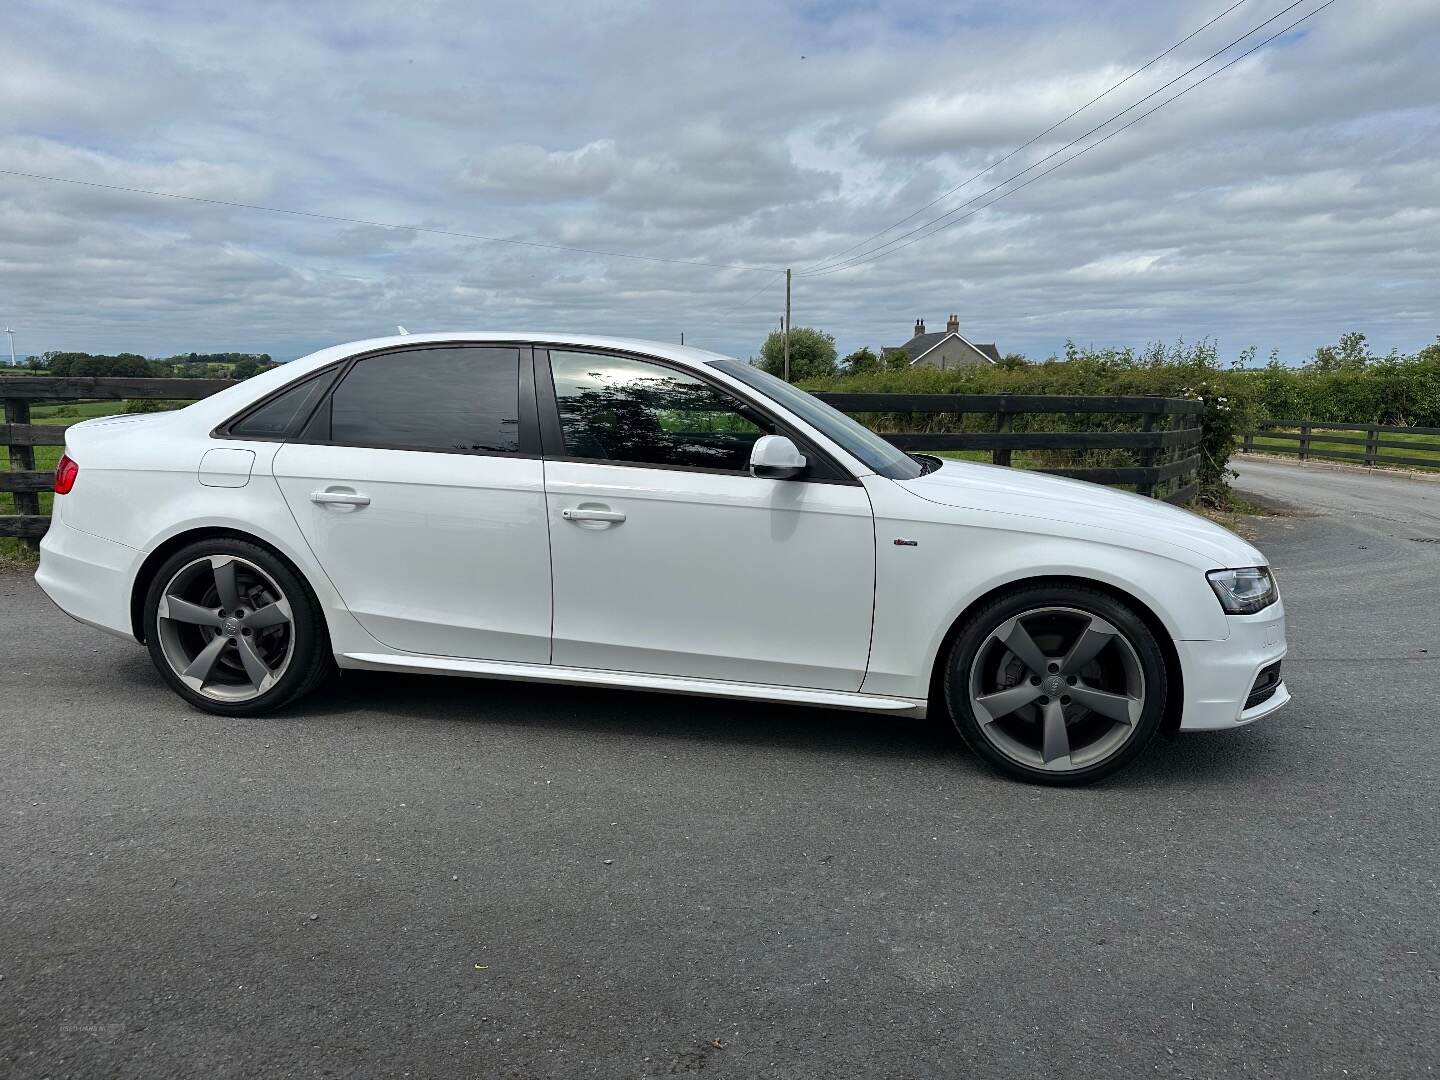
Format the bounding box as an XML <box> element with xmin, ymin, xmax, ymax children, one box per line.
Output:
<box><xmin>802</xmin><ymin>337</ymin><xmax>1440</xmax><ymax>506</ymax></box>
<box><xmin>1237</xmin><ymin>358</ymin><xmax>1440</xmax><ymax>426</ymax></box>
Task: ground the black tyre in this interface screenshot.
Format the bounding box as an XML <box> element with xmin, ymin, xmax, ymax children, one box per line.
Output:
<box><xmin>143</xmin><ymin>538</ymin><xmax>334</xmax><ymax>716</ymax></box>
<box><xmin>943</xmin><ymin>583</ymin><xmax>1168</xmax><ymax>786</ymax></box>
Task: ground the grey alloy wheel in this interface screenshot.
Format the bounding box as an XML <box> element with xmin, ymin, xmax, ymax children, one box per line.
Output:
<box><xmin>155</xmin><ymin>554</ymin><xmax>296</xmax><ymax>703</ymax></box>
<box><xmin>966</xmin><ymin>605</ymin><xmax>1146</xmax><ymax>773</ymax></box>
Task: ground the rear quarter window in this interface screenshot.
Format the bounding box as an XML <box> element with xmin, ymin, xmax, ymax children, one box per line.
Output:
<box><xmin>227</xmin><ymin>370</ymin><xmax>333</xmax><ymax>439</ymax></box>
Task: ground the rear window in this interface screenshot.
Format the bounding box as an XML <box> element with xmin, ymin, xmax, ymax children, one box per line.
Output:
<box><xmin>304</xmin><ymin>346</ymin><xmax>521</xmax><ymax>453</ymax></box>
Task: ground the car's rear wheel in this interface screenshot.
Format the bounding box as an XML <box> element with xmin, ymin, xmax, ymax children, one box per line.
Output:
<box><xmin>144</xmin><ymin>538</ymin><xmax>333</xmax><ymax>716</ymax></box>
<box><xmin>943</xmin><ymin>584</ymin><xmax>1168</xmax><ymax>786</ymax></box>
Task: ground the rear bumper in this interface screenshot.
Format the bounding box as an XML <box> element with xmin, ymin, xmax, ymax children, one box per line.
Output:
<box><xmin>34</xmin><ymin>515</ymin><xmax>139</xmax><ymax>641</ymax></box>
<box><xmin>1176</xmin><ymin>605</ymin><xmax>1289</xmax><ymax>731</ymax></box>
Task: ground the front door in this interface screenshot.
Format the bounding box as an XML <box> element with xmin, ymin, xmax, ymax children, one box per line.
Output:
<box><xmin>539</xmin><ymin>348</ymin><xmax>875</xmax><ymax>691</ymax></box>
<box><xmin>271</xmin><ymin>344</ymin><xmax>551</xmax><ymax>662</ymax></box>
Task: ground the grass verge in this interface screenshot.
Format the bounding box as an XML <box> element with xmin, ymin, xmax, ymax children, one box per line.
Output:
<box><xmin>1194</xmin><ymin>493</ymin><xmax>1286</xmax><ymax>540</ymax></box>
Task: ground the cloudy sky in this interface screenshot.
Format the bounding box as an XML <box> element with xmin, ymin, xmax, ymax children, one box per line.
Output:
<box><xmin>1</xmin><ymin>0</ymin><xmax>1437</xmax><ymax>364</ymax></box>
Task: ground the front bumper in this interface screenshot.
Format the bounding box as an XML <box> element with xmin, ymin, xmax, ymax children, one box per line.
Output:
<box><xmin>34</xmin><ymin>514</ymin><xmax>140</xmax><ymax>641</ymax></box>
<box><xmin>1176</xmin><ymin>604</ymin><xmax>1289</xmax><ymax>730</ymax></box>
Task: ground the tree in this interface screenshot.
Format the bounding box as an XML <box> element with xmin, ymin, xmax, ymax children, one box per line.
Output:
<box><xmin>40</xmin><ymin>352</ymin><xmax>150</xmax><ymax>378</ymax></box>
<box><xmin>758</xmin><ymin>327</ymin><xmax>837</xmax><ymax>382</ymax></box>
<box><xmin>1311</xmin><ymin>331</ymin><xmax>1371</xmax><ymax>371</ymax></box>
<box><xmin>35</xmin><ymin>349</ymin><xmax>274</xmax><ymax>378</ymax></box>
<box><xmin>841</xmin><ymin>346</ymin><xmax>881</xmax><ymax>375</ymax></box>
<box><xmin>997</xmin><ymin>352</ymin><xmax>1029</xmax><ymax>370</ymax></box>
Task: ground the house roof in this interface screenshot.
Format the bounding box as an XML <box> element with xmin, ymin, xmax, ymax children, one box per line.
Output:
<box><xmin>886</xmin><ymin>330</ymin><xmax>999</xmax><ymax>365</ymax></box>
<box><xmin>891</xmin><ymin>331</ymin><xmax>950</xmax><ymax>358</ymax></box>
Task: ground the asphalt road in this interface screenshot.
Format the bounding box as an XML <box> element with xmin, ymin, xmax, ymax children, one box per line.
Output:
<box><xmin>3</xmin><ymin>463</ymin><xmax>1437</xmax><ymax>1079</ymax></box>
<box><xmin>1232</xmin><ymin>454</ymin><xmax>1440</xmax><ymax>533</ymax></box>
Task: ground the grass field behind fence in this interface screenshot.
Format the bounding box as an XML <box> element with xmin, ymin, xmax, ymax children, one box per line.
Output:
<box><xmin>1249</xmin><ymin>427</ymin><xmax>1440</xmax><ymax>471</ymax></box>
<box><xmin>1</xmin><ymin>401</ymin><xmax>143</xmax><ymax>560</ymax></box>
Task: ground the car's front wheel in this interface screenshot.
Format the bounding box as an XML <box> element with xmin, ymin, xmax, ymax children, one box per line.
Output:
<box><xmin>144</xmin><ymin>538</ymin><xmax>333</xmax><ymax>716</ymax></box>
<box><xmin>943</xmin><ymin>584</ymin><xmax>1168</xmax><ymax>785</ymax></box>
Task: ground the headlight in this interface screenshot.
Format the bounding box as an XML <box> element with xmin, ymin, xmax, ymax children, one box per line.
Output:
<box><xmin>1206</xmin><ymin>566</ymin><xmax>1277</xmax><ymax>615</ymax></box>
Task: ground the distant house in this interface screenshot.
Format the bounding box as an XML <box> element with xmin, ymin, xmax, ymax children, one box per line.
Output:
<box><xmin>882</xmin><ymin>315</ymin><xmax>1000</xmax><ymax>370</ymax></box>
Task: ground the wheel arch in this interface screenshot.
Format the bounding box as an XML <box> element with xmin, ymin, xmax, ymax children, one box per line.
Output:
<box><xmin>925</xmin><ymin>574</ymin><xmax>1185</xmax><ymax>738</ymax></box>
<box><xmin>130</xmin><ymin>526</ymin><xmax>325</xmax><ymax>644</ymax></box>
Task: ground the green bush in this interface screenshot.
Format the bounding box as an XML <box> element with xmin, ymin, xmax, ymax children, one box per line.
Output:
<box><xmin>804</xmin><ymin>339</ymin><xmax>1256</xmax><ymax>506</ymax></box>
<box><xmin>801</xmin><ymin>334</ymin><xmax>1440</xmax><ymax>505</ymax></box>
<box><xmin>1240</xmin><ymin>349</ymin><xmax>1440</xmax><ymax>425</ymax></box>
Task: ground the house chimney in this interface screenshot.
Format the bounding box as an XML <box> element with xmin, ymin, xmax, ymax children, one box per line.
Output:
<box><xmin>913</xmin><ymin>318</ymin><xmax>925</xmax><ymax>337</ymax></box>
<box><xmin>947</xmin><ymin>313</ymin><xmax>959</xmax><ymax>334</ymax></box>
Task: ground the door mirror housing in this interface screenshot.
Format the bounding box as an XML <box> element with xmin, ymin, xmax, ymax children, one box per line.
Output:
<box><xmin>750</xmin><ymin>434</ymin><xmax>808</xmax><ymax>480</ymax></box>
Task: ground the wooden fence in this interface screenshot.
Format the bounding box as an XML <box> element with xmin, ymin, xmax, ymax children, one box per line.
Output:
<box><xmin>2</xmin><ymin>377</ymin><xmax>234</xmax><ymax>544</ymax></box>
<box><xmin>815</xmin><ymin>393</ymin><xmax>1205</xmax><ymax>504</ymax></box>
<box><xmin>3</xmin><ymin>378</ymin><xmax>1204</xmax><ymax>547</ymax></box>
<box><xmin>1241</xmin><ymin>420</ymin><xmax>1440</xmax><ymax>469</ymax></box>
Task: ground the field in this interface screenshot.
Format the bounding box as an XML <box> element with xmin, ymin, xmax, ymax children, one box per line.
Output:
<box><xmin>935</xmin><ymin>448</ymin><xmax>1077</xmax><ymax>470</ymax></box>
<box><xmin>1248</xmin><ymin>427</ymin><xmax>1440</xmax><ymax>471</ymax></box>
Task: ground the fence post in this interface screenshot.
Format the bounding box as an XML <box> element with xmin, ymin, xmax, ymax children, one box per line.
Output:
<box><xmin>1364</xmin><ymin>425</ymin><xmax>1379</xmax><ymax>468</ymax></box>
<box><xmin>4</xmin><ymin>395</ymin><xmax>40</xmax><ymax>553</ymax></box>
<box><xmin>992</xmin><ymin>408</ymin><xmax>1012</xmax><ymax>468</ymax></box>
<box><xmin>1242</xmin><ymin>429</ymin><xmax>1254</xmax><ymax>454</ymax></box>
<box><xmin>1298</xmin><ymin>423</ymin><xmax>1312</xmax><ymax>461</ymax></box>
<box><xmin>1136</xmin><ymin>412</ymin><xmax>1159</xmax><ymax>498</ymax></box>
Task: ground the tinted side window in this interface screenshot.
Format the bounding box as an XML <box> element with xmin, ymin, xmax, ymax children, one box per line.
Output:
<box><xmin>549</xmin><ymin>351</ymin><xmax>769</xmax><ymax>471</ymax></box>
<box><xmin>308</xmin><ymin>347</ymin><xmax>521</xmax><ymax>453</ymax></box>
<box><xmin>229</xmin><ymin>370</ymin><xmax>331</xmax><ymax>438</ymax></box>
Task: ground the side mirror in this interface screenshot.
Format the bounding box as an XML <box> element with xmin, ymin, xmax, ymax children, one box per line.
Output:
<box><xmin>750</xmin><ymin>434</ymin><xmax>808</xmax><ymax>480</ymax></box>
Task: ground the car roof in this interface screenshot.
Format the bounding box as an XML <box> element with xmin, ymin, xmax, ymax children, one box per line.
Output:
<box><xmin>287</xmin><ymin>332</ymin><xmax>738</xmax><ymax>375</ymax></box>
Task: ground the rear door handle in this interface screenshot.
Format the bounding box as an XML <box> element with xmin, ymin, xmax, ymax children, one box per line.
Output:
<box><xmin>311</xmin><ymin>489</ymin><xmax>370</xmax><ymax>507</ymax></box>
<box><xmin>562</xmin><ymin>507</ymin><xmax>625</xmax><ymax>524</ymax></box>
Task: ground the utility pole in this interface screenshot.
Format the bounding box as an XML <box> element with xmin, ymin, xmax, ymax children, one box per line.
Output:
<box><xmin>680</xmin><ymin>331</ymin><xmax>685</xmax><ymax>346</ymax></box>
<box><xmin>782</xmin><ymin>268</ymin><xmax>792</xmax><ymax>382</ymax></box>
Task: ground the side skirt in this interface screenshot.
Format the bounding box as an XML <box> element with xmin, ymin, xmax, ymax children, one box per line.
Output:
<box><xmin>339</xmin><ymin>651</ymin><xmax>929</xmax><ymax>718</ymax></box>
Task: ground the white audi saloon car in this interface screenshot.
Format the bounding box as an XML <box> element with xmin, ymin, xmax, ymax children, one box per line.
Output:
<box><xmin>36</xmin><ymin>333</ymin><xmax>1289</xmax><ymax>784</ymax></box>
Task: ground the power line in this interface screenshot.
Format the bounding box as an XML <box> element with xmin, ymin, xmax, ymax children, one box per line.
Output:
<box><xmin>802</xmin><ymin>0</ymin><xmax>1338</xmax><ymax>278</ymax></box>
<box><xmin>800</xmin><ymin>0</ymin><xmax>1319</xmax><ymax>277</ymax></box>
<box><xmin>710</xmin><ymin>274</ymin><xmax>786</xmax><ymax>325</ymax></box>
<box><xmin>713</xmin><ymin>3</ymin><xmax>1261</xmax><ymax>331</ymax></box>
<box><xmin>799</xmin><ymin>0</ymin><xmax>1253</xmax><ymax>274</ymax></box>
<box><xmin>801</xmin><ymin>0</ymin><xmax>1310</xmax><ymax>276</ymax></box>
<box><xmin>0</xmin><ymin>169</ymin><xmax>787</xmax><ymax>276</ymax></box>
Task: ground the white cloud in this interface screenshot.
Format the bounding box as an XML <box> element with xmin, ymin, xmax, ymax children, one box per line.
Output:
<box><xmin>0</xmin><ymin>0</ymin><xmax>1436</xmax><ymax>364</ymax></box>
<box><xmin>459</xmin><ymin>141</ymin><xmax>622</xmax><ymax>202</ymax></box>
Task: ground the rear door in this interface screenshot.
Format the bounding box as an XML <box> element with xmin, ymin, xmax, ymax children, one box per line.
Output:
<box><xmin>538</xmin><ymin>348</ymin><xmax>876</xmax><ymax>691</ymax></box>
<box><xmin>269</xmin><ymin>344</ymin><xmax>552</xmax><ymax>662</ymax></box>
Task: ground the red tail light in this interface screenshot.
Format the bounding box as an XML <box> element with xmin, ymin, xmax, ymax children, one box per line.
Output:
<box><xmin>53</xmin><ymin>453</ymin><xmax>79</xmax><ymax>495</ymax></box>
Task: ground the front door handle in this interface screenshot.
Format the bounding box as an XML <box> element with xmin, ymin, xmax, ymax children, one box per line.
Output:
<box><xmin>311</xmin><ymin>488</ymin><xmax>371</xmax><ymax>507</ymax></box>
<box><xmin>561</xmin><ymin>506</ymin><xmax>625</xmax><ymax>525</ymax></box>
